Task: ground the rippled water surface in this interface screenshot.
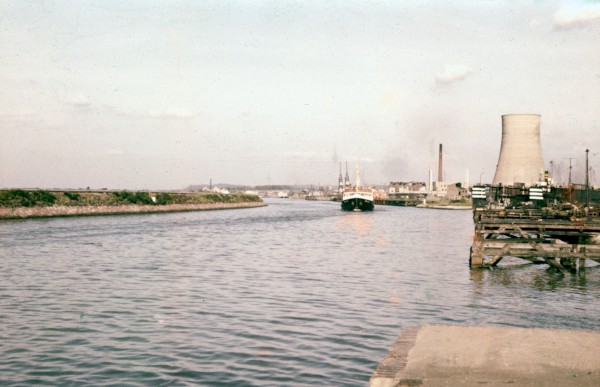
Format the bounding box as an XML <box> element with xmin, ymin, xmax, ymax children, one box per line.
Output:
<box><xmin>1</xmin><ymin>199</ymin><xmax>600</xmax><ymax>386</ymax></box>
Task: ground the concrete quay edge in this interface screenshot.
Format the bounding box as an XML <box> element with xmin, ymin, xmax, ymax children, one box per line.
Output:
<box><xmin>371</xmin><ymin>324</ymin><xmax>600</xmax><ymax>387</ymax></box>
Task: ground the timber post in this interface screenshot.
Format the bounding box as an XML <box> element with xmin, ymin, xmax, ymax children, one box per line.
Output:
<box><xmin>470</xmin><ymin>184</ymin><xmax>600</xmax><ymax>273</ymax></box>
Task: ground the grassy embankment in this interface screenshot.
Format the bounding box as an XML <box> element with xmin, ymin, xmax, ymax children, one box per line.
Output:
<box><xmin>0</xmin><ymin>190</ymin><xmax>265</xmax><ymax>220</ymax></box>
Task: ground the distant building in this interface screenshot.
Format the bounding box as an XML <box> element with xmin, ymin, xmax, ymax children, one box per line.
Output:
<box><xmin>203</xmin><ymin>187</ymin><xmax>230</xmax><ymax>194</ymax></box>
<box><xmin>430</xmin><ymin>181</ymin><xmax>448</xmax><ymax>198</ymax></box>
<box><xmin>373</xmin><ymin>188</ymin><xmax>387</xmax><ymax>200</ymax></box>
<box><xmin>388</xmin><ymin>182</ymin><xmax>427</xmax><ymax>195</ymax></box>
<box><xmin>447</xmin><ymin>183</ymin><xmax>469</xmax><ymax>201</ymax></box>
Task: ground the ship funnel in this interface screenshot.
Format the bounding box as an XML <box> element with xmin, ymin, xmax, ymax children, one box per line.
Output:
<box><xmin>492</xmin><ymin>114</ymin><xmax>544</xmax><ymax>187</ymax></box>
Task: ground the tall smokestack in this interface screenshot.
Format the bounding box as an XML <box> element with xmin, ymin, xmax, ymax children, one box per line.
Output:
<box><xmin>492</xmin><ymin>114</ymin><xmax>544</xmax><ymax>187</ymax></box>
<box><xmin>438</xmin><ymin>144</ymin><xmax>443</xmax><ymax>182</ymax></box>
<box><xmin>428</xmin><ymin>166</ymin><xmax>433</xmax><ymax>192</ymax></box>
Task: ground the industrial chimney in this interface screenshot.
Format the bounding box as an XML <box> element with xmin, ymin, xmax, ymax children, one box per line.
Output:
<box><xmin>492</xmin><ymin>114</ymin><xmax>544</xmax><ymax>187</ymax></box>
<box><xmin>438</xmin><ymin>144</ymin><xmax>443</xmax><ymax>182</ymax></box>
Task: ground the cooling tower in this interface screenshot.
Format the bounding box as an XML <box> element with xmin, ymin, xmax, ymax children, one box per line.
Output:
<box><xmin>492</xmin><ymin>114</ymin><xmax>544</xmax><ymax>187</ymax></box>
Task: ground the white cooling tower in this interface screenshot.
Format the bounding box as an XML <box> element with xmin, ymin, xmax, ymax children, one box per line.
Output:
<box><xmin>492</xmin><ymin>114</ymin><xmax>544</xmax><ymax>187</ymax></box>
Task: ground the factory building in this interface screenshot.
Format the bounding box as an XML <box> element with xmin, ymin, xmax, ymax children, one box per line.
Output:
<box><xmin>447</xmin><ymin>183</ymin><xmax>469</xmax><ymax>201</ymax></box>
<box><xmin>388</xmin><ymin>182</ymin><xmax>427</xmax><ymax>195</ymax></box>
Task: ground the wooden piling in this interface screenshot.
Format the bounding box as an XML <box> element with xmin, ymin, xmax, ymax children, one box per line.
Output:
<box><xmin>470</xmin><ymin>208</ymin><xmax>600</xmax><ymax>273</ymax></box>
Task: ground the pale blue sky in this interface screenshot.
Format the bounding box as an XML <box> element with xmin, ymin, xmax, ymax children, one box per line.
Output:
<box><xmin>1</xmin><ymin>0</ymin><xmax>599</xmax><ymax>189</ymax></box>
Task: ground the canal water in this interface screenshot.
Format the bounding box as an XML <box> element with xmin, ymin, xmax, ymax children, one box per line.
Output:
<box><xmin>1</xmin><ymin>199</ymin><xmax>599</xmax><ymax>386</ymax></box>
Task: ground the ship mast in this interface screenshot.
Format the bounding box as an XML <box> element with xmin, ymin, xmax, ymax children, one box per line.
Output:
<box><xmin>355</xmin><ymin>162</ymin><xmax>361</xmax><ymax>189</ymax></box>
<box><xmin>344</xmin><ymin>162</ymin><xmax>350</xmax><ymax>188</ymax></box>
<box><xmin>586</xmin><ymin>149</ymin><xmax>590</xmax><ymax>209</ymax></box>
<box><xmin>338</xmin><ymin>163</ymin><xmax>344</xmax><ymax>194</ymax></box>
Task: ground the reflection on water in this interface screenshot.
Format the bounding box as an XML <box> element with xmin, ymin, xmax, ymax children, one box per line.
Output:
<box><xmin>1</xmin><ymin>199</ymin><xmax>599</xmax><ymax>386</ymax></box>
<box><xmin>470</xmin><ymin>259</ymin><xmax>597</xmax><ymax>293</ymax></box>
<box><xmin>337</xmin><ymin>211</ymin><xmax>374</xmax><ymax>235</ymax></box>
<box><xmin>468</xmin><ymin>260</ymin><xmax>600</xmax><ymax>329</ymax></box>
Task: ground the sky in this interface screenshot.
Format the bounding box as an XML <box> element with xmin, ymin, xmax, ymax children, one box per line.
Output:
<box><xmin>1</xmin><ymin>0</ymin><xmax>599</xmax><ymax>190</ymax></box>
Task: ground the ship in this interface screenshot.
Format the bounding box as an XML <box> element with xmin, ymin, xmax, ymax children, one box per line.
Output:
<box><xmin>341</xmin><ymin>163</ymin><xmax>374</xmax><ymax>211</ymax></box>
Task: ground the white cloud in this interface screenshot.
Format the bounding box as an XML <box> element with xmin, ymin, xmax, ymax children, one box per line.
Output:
<box><xmin>435</xmin><ymin>64</ymin><xmax>474</xmax><ymax>84</ymax></box>
<box><xmin>149</xmin><ymin>107</ymin><xmax>195</xmax><ymax>119</ymax></box>
<box><xmin>554</xmin><ymin>2</ymin><xmax>600</xmax><ymax>29</ymax></box>
<box><xmin>529</xmin><ymin>17</ymin><xmax>545</xmax><ymax>29</ymax></box>
<box><xmin>67</xmin><ymin>95</ymin><xmax>90</xmax><ymax>106</ymax></box>
<box><xmin>0</xmin><ymin>110</ymin><xmax>36</xmax><ymax>121</ymax></box>
<box><xmin>284</xmin><ymin>151</ymin><xmax>329</xmax><ymax>161</ymax></box>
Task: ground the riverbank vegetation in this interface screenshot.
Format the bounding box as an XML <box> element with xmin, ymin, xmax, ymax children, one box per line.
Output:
<box><xmin>0</xmin><ymin>189</ymin><xmax>262</xmax><ymax>208</ymax></box>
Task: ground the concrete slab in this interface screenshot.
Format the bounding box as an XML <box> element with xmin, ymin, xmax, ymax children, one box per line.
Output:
<box><xmin>370</xmin><ymin>324</ymin><xmax>600</xmax><ymax>386</ymax></box>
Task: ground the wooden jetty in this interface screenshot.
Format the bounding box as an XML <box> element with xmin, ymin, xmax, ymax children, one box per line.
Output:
<box><xmin>470</xmin><ymin>184</ymin><xmax>600</xmax><ymax>274</ymax></box>
<box><xmin>375</xmin><ymin>198</ymin><xmax>421</xmax><ymax>207</ymax></box>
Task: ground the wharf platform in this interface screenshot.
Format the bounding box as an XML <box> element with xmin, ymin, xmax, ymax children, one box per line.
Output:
<box><xmin>470</xmin><ymin>184</ymin><xmax>600</xmax><ymax>272</ymax></box>
<box><xmin>370</xmin><ymin>324</ymin><xmax>600</xmax><ymax>387</ymax></box>
<box><xmin>375</xmin><ymin>198</ymin><xmax>420</xmax><ymax>207</ymax></box>
<box><xmin>471</xmin><ymin>208</ymin><xmax>600</xmax><ymax>272</ymax></box>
